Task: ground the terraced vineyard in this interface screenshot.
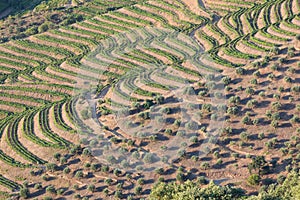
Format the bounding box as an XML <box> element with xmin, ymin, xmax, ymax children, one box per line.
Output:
<box><xmin>0</xmin><ymin>0</ymin><xmax>299</xmax><ymax>199</ymax></box>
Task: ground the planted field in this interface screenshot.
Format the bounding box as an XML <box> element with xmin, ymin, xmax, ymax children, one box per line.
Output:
<box><xmin>0</xmin><ymin>0</ymin><xmax>299</xmax><ymax>199</ymax></box>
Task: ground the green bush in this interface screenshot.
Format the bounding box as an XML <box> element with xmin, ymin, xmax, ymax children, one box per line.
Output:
<box><xmin>38</xmin><ymin>22</ymin><xmax>50</xmax><ymax>33</ymax></box>
<box><xmin>247</xmin><ymin>174</ymin><xmax>261</xmax><ymax>186</ymax></box>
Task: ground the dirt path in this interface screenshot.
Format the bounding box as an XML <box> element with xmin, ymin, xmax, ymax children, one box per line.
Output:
<box><xmin>0</xmin><ymin>45</ymin><xmax>50</xmax><ymax>64</ymax></box>
<box><xmin>0</xmin><ymin>54</ymin><xmax>35</xmax><ymax>67</ymax></box>
<box><xmin>48</xmin><ymin>105</ymin><xmax>79</xmax><ymax>144</ymax></box>
<box><xmin>218</xmin><ymin>49</ymin><xmax>247</xmax><ymax>65</ymax></box>
<box><xmin>61</xmin><ymin>103</ymin><xmax>76</xmax><ymax>130</ymax></box>
<box><xmin>0</xmin><ymin>88</ymin><xmax>62</xmax><ymax>102</ymax></box>
<box><xmin>181</xmin><ymin>0</ymin><xmax>210</xmax><ymax>17</ymax></box>
<box><xmin>10</xmin><ymin>42</ymin><xmax>65</xmax><ymax>60</ymax></box>
<box><xmin>0</xmin><ymin>96</ymin><xmax>41</xmax><ymax>107</ymax></box>
<box><xmin>107</xmin><ymin>12</ymin><xmax>146</xmax><ymax>26</ymax></box>
<box><xmin>0</xmin><ymin>126</ymin><xmax>29</xmax><ymax>164</ymax></box>
<box><xmin>29</xmin><ymin>35</ymin><xmax>81</xmax><ymax>56</ymax></box>
<box><xmin>0</xmin><ymin>104</ymin><xmax>23</xmax><ymax>113</ymax></box>
<box><xmin>31</xmin><ymin>71</ymin><xmax>74</xmax><ymax>87</ymax></box>
<box><xmin>17</xmin><ymin>117</ymin><xmax>56</xmax><ymax>162</ymax></box>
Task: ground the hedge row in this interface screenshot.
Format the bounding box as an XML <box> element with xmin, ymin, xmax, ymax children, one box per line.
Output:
<box><xmin>6</xmin><ymin>116</ymin><xmax>46</xmax><ymax>164</ymax></box>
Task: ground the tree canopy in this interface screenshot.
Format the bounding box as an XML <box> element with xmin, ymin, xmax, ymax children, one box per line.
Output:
<box><xmin>149</xmin><ymin>180</ymin><xmax>245</xmax><ymax>200</ymax></box>
<box><xmin>150</xmin><ymin>171</ymin><xmax>300</xmax><ymax>200</ymax></box>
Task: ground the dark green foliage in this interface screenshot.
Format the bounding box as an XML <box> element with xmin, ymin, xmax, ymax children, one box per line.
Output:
<box><xmin>247</xmin><ymin>174</ymin><xmax>261</xmax><ymax>186</ymax></box>
<box><xmin>149</xmin><ymin>180</ymin><xmax>245</xmax><ymax>200</ymax></box>
<box><xmin>19</xmin><ymin>187</ymin><xmax>29</xmax><ymax>199</ymax></box>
